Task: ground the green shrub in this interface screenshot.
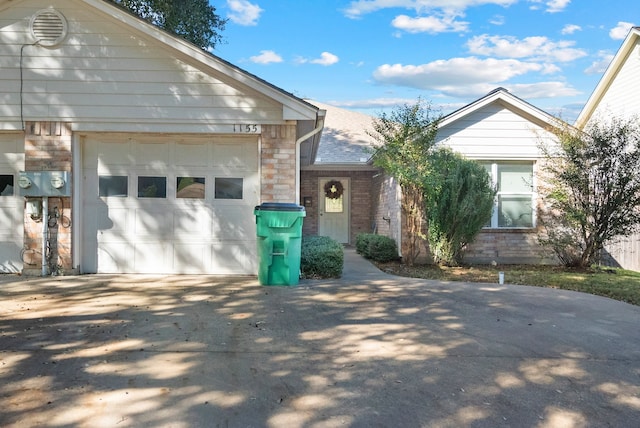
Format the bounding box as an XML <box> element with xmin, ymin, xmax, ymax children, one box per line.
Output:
<box><xmin>355</xmin><ymin>233</ymin><xmax>374</xmax><ymax>257</ymax></box>
<box><xmin>301</xmin><ymin>235</ymin><xmax>344</xmax><ymax>279</ymax></box>
<box><xmin>356</xmin><ymin>233</ymin><xmax>399</xmax><ymax>263</ymax></box>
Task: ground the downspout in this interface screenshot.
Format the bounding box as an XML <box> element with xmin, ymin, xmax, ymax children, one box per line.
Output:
<box><xmin>295</xmin><ymin>110</ymin><xmax>326</xmax><ymax>203</ymax></box>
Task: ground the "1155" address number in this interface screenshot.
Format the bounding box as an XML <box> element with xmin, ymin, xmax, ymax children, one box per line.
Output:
<box><xmin>233</xmin><ymin>124</ymin><xmax>261</xmax><ymax>133</ymax></box>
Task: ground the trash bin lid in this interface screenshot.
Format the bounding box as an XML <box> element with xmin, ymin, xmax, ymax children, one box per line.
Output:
<box><xmin>254</xmin><ymin>202</ymin><xmax>305</xmax><ymax>212</ymax></box>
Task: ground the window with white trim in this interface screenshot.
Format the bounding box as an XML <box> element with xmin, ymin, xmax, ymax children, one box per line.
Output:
<box><xmin>483</xmin><ymin>162</ymin><xmax>535</xmax><ymax>228</ymax></box>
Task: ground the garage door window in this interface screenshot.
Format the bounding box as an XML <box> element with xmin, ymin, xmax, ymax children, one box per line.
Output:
<box><xmin>138</xmin><ymin>176</ymin><xmax>166</xmax><ymax>198</ymax></box>
<box><xmin>99</xmin><ymin>175</ymin><xmax>128</xmax><ymax>197</ymax></box>
<box><xmin>215</xmin><ymin>177</ymin><xmax>243</xmax><ymax>199</ymax></box>
<box><xmin>177</xmin><ymin>177</ymin><xmax>205</xmax><ymax>199</ymax></box>
<box><xmin>0</xmin><ymin>175</ymin><xmax>14</xmax><ymax>196</ymax></box>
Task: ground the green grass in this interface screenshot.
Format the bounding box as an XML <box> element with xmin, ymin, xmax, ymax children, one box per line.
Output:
<box><xmin>376</xmin><ymin>262</ymin><xmax>640</xmax><ymax>306</ymax></box>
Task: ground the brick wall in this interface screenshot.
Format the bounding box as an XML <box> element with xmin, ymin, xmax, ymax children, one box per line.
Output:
<box><xmin>23</xmin><ymin>122</ymin><xmax>73</xmax><ymax>275</ymax></box>
<box><xmin>464</xmin><ymin>229</ymin><xmax>555</xmax><ymax>265</ymax></box>
<box><xmin>261</xmin><ymin>124</ymin><xmax>297</xmax><ymax>203</ymax></box>
<box><xmin>300</xmin><ymin>169</ymin><xmax>375</xmax><ymax>244</ymax></box>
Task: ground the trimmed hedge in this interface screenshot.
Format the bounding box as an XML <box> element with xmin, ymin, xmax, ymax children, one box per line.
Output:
<box><xmin>301</xmin><ymin>235</ymin><xmax>344</xmax><ymax>279</ymax></box>
<box><xmin>355</xmin><ymin>233</ymin><xmax>399</xmax><ymax>263</ymax></box>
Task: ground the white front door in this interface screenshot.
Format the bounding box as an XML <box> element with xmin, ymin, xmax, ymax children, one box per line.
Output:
<box><xmin>318</xmin><ymin>178</ymin><xmax>349</xmax><ymax>244</ymax></box>
<box><xmin>0</xmin><ymin>133</ymin><xmax>24</xmax><ymax>273</ymax></box>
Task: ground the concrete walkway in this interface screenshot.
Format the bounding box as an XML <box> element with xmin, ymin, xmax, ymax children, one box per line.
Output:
<box><xmin>0</xmin><ymin>249</ymin><xmax>639</xmax><ymax>427</ymax></box>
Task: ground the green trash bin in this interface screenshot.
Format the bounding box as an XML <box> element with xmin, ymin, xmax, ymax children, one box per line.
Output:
<box><xmin>254</xmin><ymin>203</ymin><xmax>306</xmax><ymax>286</ymax></box>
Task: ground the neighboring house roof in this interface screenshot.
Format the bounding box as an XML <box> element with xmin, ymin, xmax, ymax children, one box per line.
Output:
<box><xmin>309</xmin><ymin>101</ymin><xmax>377</xmax><ymax>165</ymax></box>
<box><xmin>575</xmin><ymin>27</ymin><xmax>640</xmax><ymax>129</ymax></box>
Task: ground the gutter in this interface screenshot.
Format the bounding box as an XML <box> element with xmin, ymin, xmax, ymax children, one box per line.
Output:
<box><xmin>295</xmin><ymin>109</ymin><xmax>326</xmax><ymax>203</ymax></box>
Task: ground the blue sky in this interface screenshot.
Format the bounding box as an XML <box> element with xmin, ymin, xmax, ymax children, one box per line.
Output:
<box><xmin>214</xmin><ymin>0</ymin><xmax>639</xmax><ymax>122</ymax></box>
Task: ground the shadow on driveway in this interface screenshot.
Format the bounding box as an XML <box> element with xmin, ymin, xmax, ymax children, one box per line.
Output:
<box><xmin>1</xmin><ymin>251</ymin><xmax>639</xmax><ymax>427</ymax></box>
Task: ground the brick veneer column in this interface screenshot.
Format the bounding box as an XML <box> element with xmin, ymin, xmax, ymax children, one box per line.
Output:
<box><xmin>23</xmin><ymin>122</ymin><xmax>73</xmax><ymax>275</ymax></box>
<box><xmin>261</xmin><ymin>124</ymin><xmax>297</xmax><ymax>203</ymax></box>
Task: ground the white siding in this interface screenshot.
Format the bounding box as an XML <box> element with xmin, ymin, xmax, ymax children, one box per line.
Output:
<box><xmin>437</xmin><ymin>103</ymin><xmax>555</xmax><ymax>160</ymax></box>
<box><xmin>0</xmin><ymin>0</ymin><xmax>284</xmax><ymax>132</ymax></box>
<box><xmin>591</xmin><ymin>43</ymin><xmax>640</xmax><ymax>121</ymax></box>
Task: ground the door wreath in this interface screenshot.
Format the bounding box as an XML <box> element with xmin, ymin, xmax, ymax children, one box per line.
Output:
<box><xmin>324</xmin><ymin>180</ymin><xmax>344</xmax><ymax>199</ymax></box>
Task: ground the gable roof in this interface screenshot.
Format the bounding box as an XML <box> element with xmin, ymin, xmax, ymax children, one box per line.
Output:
<box><xmin>439</xmin><ymin>87</ymin><xmax>562</xmax><ymax>130</ymax></box>
<box><xmin>575</xmin><ymin>27</ymin><xmax>640</xmax><ymax>129</ymax></box>
<box><xmin>0</xmin><ymin>0</ymin><xmax>319</xmax><ymax>122</ymax></box>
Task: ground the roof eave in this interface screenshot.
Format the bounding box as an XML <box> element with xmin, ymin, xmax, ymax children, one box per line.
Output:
<box><xmin>575</xmin><ymin>27</ymin><xmax>640</xmax><ymax>129</ymax></box>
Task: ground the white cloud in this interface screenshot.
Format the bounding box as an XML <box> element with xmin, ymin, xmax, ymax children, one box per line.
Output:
<box><xmin>249</xmin><ymin>50</ymin><xmax>283</xmax><ymax>64</ymax></box>
<box><xmin>584</xmin><ymin>50</ymin><xmax>614</xmax><ymax>74</ymax></box>
<box><xmin>391</xmin><ymin>13</ymin><xmax>469</xmax><ymax>33</ymax></box>
<box><xmin>489</xmin><ymin>15</ymin><xmax>505</xmax><ymax>25</ymax></box>
<box><xmin>545</xmin><ymin>0</ymin><xmax>570</xmax><ymax>13</ymax></box>
<box><xmin>227</xmin><ymin>0</ymin><xmax>263</xmax><ymax>26</ymax></box>
<box><xmin>501</xmin><ymin>81</ymin><xmax>580</xmax><ymax>98</ymax></box>
<box><xmin>528</xmin><ymin>0</ymin><xmax>570</xmax><ymax>13</ymax></box>
<box><xmin>343</xmin><ymin>0</ymin><xmax>518</xmax><ymax>19</ymax></box>
<box><xmin>609</xmin><ymin>21</ymin><xmax>635</xmax><ymax>40</ymax></box>
<box><xmin>561</xmin><ymin>24</ymin><xmax>581</xmax><ymax>35</ymax></box>
<box><xmin>467</xmin><ymin>34</ymin><xmax>587</xmax><ymax>62</ymax></box>
<box><xmin>372</xmin><ymin>57</ymin><xmax>545</xmax><ymax>90</ymax></box>
<box><xmin>301</xmin><ymin>52</ymin><xmax>340</xmax><ymax>66</ymax></box>
<box><xmin>330</xmin><ymin>98</ymin><xmax>419</xmax><ymax>109</ymax></box>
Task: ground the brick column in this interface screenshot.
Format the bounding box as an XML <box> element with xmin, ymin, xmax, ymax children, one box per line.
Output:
<box><xmin>260</xmin><ymin>124</ymin><xmax>297</xmax><ymax>203</ymax></box>
<box><xmin>22</xmin><ymin>122</ymin><xmax>73</xmax><ymax>275</ymax></box>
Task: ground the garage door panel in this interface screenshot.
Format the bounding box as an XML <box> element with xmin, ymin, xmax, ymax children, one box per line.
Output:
<box><xmin>0</xmin><ymin>204</ymin><xmax>21</xmax><ymax>228</ymax></box>
<box><xmin>173</xmin><ymin>208</ymin><xmax>212</xmax><ymax>236</ymax></box>
<box><xmin>175</xmin><ymin>142</ymin><xmax>208</xmax><ymax>167</ymax></box>
<box><xmin>98</xmin><ymin>140</ymin><xmax>131</xmax><ymax>166</ymax></box>
<box><xmin>173</xmin><ymin>243</ymin><xmax>208</xmax><ymax>274</ymax></box>
<box><xmin>134</xmin><ymin>242</ymin><xmax>171</xmax><ymax>273</ymax></box>
<box><xmin>211</xmin><ymin>242</ymin><xmax>256</xmax><ymax>274</ymax></box>
<box><xmin>136</xmin><ymin>141</ymin><xmax>169</xmax><ymax>166</ymax></box>
<box><xmin>212</xmin><ymin>206</ymin><xmax>255</xmax><ymax>240</ymax></box>
<box><xmin>97</xmin><ymin>243</ymin><xmax>132</xmax><ymax>273</ymax></box>
<box><xmin>97</xmin><ymin>206</ymin><xmax>129</xmax><ymax>233</ymax></box>
<box><xmin>0</xmin><ymin>238</ymin><xmax>22</xmax><ymax>273</ymax></box>
<box><xmin>135</xmin><ymin>208</ymin><xmax>173</xmax><ymax>237</ymax></box>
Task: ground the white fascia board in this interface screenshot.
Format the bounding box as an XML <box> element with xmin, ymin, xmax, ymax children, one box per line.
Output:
<box><xmin>81</xmin><ymin>0</ymin><xmax>318</xmax><ymax>122</ymax></box>
<box><xmin>575</xmin><ymin>27</ymin><xmax>640</xmax><ymax>129</ymax></box>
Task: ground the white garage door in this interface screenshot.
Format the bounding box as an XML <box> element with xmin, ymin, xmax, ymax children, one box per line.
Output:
<box><xmin>0</xmin><ymin>133</ymin><xmax>24</xmax><ymax>273</ymax></box>
<box><xmin>82</xmin><ymin>135</ymin><xmax>259</xmax><ymax>274</ymax></box>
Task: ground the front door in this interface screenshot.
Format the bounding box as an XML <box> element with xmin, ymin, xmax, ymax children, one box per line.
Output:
<box><xmin>318</xmin><ymin>178</ymin><xmax>349</xmax><ymax>244</ymax></box>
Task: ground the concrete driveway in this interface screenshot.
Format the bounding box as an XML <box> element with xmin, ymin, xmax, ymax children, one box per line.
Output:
<box><xmin>1</xmin><ymin>249</ymin><xmax>639</xmax><ymax>427</ymax></box>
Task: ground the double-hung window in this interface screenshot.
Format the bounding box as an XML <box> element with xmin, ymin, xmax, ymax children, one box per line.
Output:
<box><xmin>483</xmin><ymin>162</ymin><xmax>535</xmax><ymax>228</ymax></box>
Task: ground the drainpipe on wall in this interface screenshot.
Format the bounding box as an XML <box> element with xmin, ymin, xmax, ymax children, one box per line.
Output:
<box><xmin>295</xmin><ymin>110</ymin><xmax>326</xmax><ymax>204</ymax></box>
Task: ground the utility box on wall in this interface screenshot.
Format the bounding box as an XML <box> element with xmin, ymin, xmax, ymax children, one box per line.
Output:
<box><xmin>18</xmin><ymin>171</ymin><xmax>71</xmax><ymax>197</ymax></box>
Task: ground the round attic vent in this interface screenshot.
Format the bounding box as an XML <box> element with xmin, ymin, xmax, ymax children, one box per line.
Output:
<box><xmin>29</xmin><ymin>9</ymin><xmax>67</xmax><ymax>47</ymax></box>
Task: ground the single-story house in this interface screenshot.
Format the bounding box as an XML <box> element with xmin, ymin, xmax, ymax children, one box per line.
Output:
<box><xmin>302</xmin><ymin>88</ymin><xmax>563</xmax><ymax>265</ymax></box>
<box><xmin>0</xmin><ymin>0</ymin><xmax>325</xmax><ymax>275</ymax></box>
<box><xmin>575</xmin><ymin>26</ymin><xmax>640</xmax><ymax>271</ymax></box>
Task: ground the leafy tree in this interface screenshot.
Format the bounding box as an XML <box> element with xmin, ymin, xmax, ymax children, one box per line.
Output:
<box><xmin>425</xmin><ymin>148</ymin><xmax>495</xmax><ymax>266</ymax></box>
<box><xmin>110</xmin><ymin>0</ymin><xmax>227</xmax><ymax>50</ymax></box>
<box><xmin>368</xmin><ymin>99</ymin><xmax>440</xmax><ymax>265</ymax></box>
<box><xmin>539</xmin><ymin>116</ymin><xmax>640</xmax><ymax>268</ymax></box>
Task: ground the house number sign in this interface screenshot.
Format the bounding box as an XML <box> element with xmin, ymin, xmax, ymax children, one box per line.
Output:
<box><xmin>233</xmin><ymin>124</ymin><xmax>261</xmax><ymax>133</ymax></box>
